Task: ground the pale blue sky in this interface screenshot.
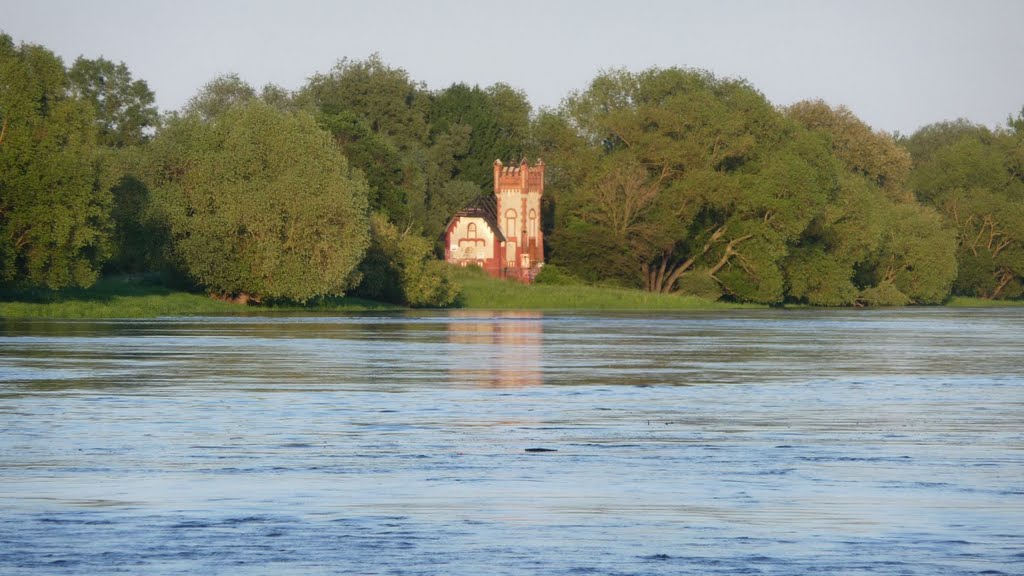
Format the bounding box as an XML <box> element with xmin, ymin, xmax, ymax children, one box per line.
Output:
<box><xmin>2</xmin><ymin>0</ymin><xmax>1022</xmax><ymax>135</ymax></box>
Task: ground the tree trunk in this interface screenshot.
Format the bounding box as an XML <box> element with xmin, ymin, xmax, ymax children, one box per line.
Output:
<box><xmin>649</xmin><ymin>226</ymin><xmax>730</xmax><ymax>293</ymax></box>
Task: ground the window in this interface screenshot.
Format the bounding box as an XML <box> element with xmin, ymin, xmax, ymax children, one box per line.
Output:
<box><xmin>467</xmin><ymin>222</ymin><xmax>477</xmax><ymax>239</ymax></box>
<box><xmin>505</xmin><ymin>209</ymin><xmax>518</xmax><ymax>239</ymax></box>
<box><xmin>528</xmin><ymin>209</ymin><xmax>537</xmax><ymax>240</ymax></box>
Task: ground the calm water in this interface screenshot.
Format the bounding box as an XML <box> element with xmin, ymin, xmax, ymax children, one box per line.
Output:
<box><xmin>1</xmin><ymin>309</ymin><xmax>1022</xmax><ymax>575</ymax></box>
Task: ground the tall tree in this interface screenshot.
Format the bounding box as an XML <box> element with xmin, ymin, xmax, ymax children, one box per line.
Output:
<box><xmin>68</xmin><ymin>56</ymin><xmax>158</xmax><ymax>148</ymax></box>
<box><xmin>145</xmin><ymin>100</ymin><xmax>369</xmax><ymax>302</ymax></box>
<box><xmin>908</xmin><ymin>116</ymin><xmax>1024</xmax><ymax>299</ymax></box>
<box><xmin>543</xmin><ymin>67</ymin><xmax>835</xmax><ymax>303</ymax></box>
<box><xmin>298</xmin><ymin>55</ymin><xmax>469</xmax><ymax>235</ymax></box>
<box><xmin>785</xmin><ymin>101</ymin><xmax>957</xmax><ymax>305</ymax></box>
<box><xmin>0</xmin><ymin>34</ymin><xmax>113</xmax><ymax>289</ymax></box>
<box><xmin>429</xmin><ymin>82</ymin><xmax>533</xmax><ymax>188</ymax></box>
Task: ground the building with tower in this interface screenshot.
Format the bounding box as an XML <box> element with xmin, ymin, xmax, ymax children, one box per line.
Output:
<box><xmin>443</xmin><ymin>159</ymin><xmax>544</xmax><ymax>282</ymax></box>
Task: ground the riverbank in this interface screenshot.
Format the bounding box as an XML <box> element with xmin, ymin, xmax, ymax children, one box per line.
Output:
<box><xmin>0</xmin><ymin>275</ymin><xmax>400</xmax><ymax>319</ymax></box>
<box><xmin>450</xmin><ymin>267</ymin><xmax>755</xmax><ymax>311</ymax></box>
<box><xmin>2</xmin><ymin>272</ymin><xmax>1020</xmax><ymax>319</ymax></box>
<box><xmin>0</xmin><ymin>270</ymin><xmax>748</xmax><ymax>319</ymax></box>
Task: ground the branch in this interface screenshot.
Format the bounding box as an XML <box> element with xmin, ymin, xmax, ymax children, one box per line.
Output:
<box><xmin>0</xmin><ymin>117</ymin><xmax>6</xmax><ymax>146</ymax></box>
<box><xmin>660</xmin><ymin>226</ymin><xmax>729</xmax><ymax>292</ymax></box>
<box><xmin>991</xmin><ymin>267</ymin><xmax>1014</xmax><ymax>299</ymax></box>
<box><xmin>707</xmin><ymin>234</ymin><xmax>753</xmax><ymax>277</ymax></box>
<box><xmin>993</xmin><ymin>236</ymin><xmax>1013</xmax><ymax>258</ymax></box>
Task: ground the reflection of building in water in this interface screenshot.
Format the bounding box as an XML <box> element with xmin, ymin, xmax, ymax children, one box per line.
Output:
<box><xmin>447</xmin><ymin>311</ymin><xmax>543</xmax><ymax>387</ymax></box>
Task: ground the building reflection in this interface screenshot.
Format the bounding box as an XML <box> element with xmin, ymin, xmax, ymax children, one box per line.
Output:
<box><xmin>446</xmin><ymin>311</ymin><xmax>543</xmax><ymax>388</ymax></box>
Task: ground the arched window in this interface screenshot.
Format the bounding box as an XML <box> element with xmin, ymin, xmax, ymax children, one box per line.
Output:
<box><xmin>528</xmin><ymin>209</ymin><xmax>537</xmax><ymax>240</ymax></box>
<box><xmin>467</xmin><ymin>222</ymin><xmax>477</xmax><ymax>239</ymax></box>
<box><xmin>505</xmin><ymin>209</ymin><xmax>518</xmax><ymax>240</ymax></box>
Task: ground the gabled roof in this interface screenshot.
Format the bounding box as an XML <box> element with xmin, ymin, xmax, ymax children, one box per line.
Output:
<box><xmin>443</xmin><ymin>195</ymin><xmax>506</xmax><ymax>242</ymax></box>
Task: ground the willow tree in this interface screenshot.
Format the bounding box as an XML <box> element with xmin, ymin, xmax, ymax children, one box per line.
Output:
<box><xmin>785</xmin><ymin>101</ymin><xmax>957</xmax><ymax>305</ymax></box>
<box><xmin>907</xmin><ymin>116</ymin><xmax>1024</xmax><ymax>300</ymax></box>
<box><xmin>545</xmin><ymin>67</ymin><xmax>836</xmax><ymax>303</ymax></box>
<box><xmin>146</xmin><ymin>100</ymin><xmax>369</xmax><ymax>302</ymax></box>
<box><xmin>0</xmin><ymin>34</ymin><xmax>113</xmax><ymax>290</ymax></box>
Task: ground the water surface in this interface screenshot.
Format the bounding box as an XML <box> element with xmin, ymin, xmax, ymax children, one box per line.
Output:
<box><xmin>1</xmin><ymin>309</ymin><xmax>1022</xmax><ymax>574</ymax></box>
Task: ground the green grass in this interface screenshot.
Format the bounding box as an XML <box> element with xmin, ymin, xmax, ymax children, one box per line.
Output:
<box><xmin>0</xmin><ymin>275</ymin><xmax>400</xmax><ymax>319</ymax></box>
<box><xmin>451</xmin><ymin>266</ymin><xmax>759</xmax><ymax>311</ymax></box>
<box><xmin>945</xmin><ymin>296</ymin><xmax>1024</xmax><ymax>308</ymax></box>
<box><xmin>18</xmin><ymin>269</ymin><xmax>1017</xmax><ymax>319</ymax></box>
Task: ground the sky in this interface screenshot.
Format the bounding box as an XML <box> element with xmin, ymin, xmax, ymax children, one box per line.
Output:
<box><xmin>2</xmin><ymin>0</ymin><xmax>1022</xmax><ymax>135</ymax></box>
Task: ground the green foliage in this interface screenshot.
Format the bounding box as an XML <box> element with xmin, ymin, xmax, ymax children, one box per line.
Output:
<box><xmin>105</xmin><ymin>173</ymin><xmax>164</xmax><ymax>274</ymax></box>
<box><xmin>429</xmin><ymin>82</ymin><xmax>533</xmax><ymax>188</ymax></box>
<box><xmin>544</xmin><ymin>66</ymin><xmax>835</xmax><ymax>303</ymax></box>
<box><xmin>183</xmin><ymin>73</ymin><xmax>258</xmax><ymax>120</ymax></box>
<box><xmin>0</xmin><ymin>274</ymin><xmax>398</xmax><ymax>318</ymax></box>
<box><xmin>354</xmin><ymin>213</ymin><xmax>458</xmax><ymax>307</ymax></box>
<box><xmin>68</xmin><ymin>56</ymin><xmax>158</xmax><ymax>148</ymax></box>
<box><xmin>533</xmin><ymin>263</ymin><xmax>583</xmax><ymax>286</ymax></box>
<box><xmin>785</xmin><ymin>102</ymin><xmax>959</xmax><ymax>306</ymax></box>
<box><xmin>907</xmin><ymin>115</ymin><xmax>1024</xmax><ymax>299</ymax></box>
<box><xmin>858</xmin><ymin>282</ymin><xmax>911</xmax><ymax>307</ymax></box>
<box><xmin>298</xmin><ymin>55</ymin><xmax>472</xmax><ymax>236</ymax></box>
<box><xmin>870</xmin><ymin>203</ymin><xmax>957</xmax><ymax>304</ymax></box>
<box><xmin>146</xmin><ymin>100</ymin><xmax>370</xmax><ymax>302</ymax></box>
<box><xmin>315</xmin><ymin>109</ymin><xmax>409</xmax><ymax>219</ymax></box>
<box><xmin>0</xmin><ymin>33</ymin><xmax>113</xmax><ymax>290</ymax></box>
<box><xmin>674</xmin><ymin>271</ymin><xmax>724</xmax><ymax>301</ymax></box>
<box><xmin>6</xmin><ymin>31</ymin><xmax>1014</xmax><ymax>309</ymax></box>
<box><xmin>787</xmin><ymin>100</ymin><xmax>911</xmax><ymax>199</ymax></box>
<box><xmin>300</xmin><ymin>54</ymin><xmax>431</xmax><ymax>147</ymax></box>
<box><xmin>451</xmin><ymin>265</ymin><xmax>755</xmax><ymax>310</ymax></box>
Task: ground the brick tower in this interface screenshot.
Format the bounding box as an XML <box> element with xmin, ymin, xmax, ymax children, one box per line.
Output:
<box><xmin>493</xmin><ymin>159</ymin><xmax>544</xmax><ymax>280</ymax></box>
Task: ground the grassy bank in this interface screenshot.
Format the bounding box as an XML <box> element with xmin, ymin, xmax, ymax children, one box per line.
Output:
<box><xmin>451</xmin><ymin>267</ymin><xmax>757</xmax><ymax>311</ymax></box>
<box><xmin>10</xmin><ymin>270</ymin><xmax>1017</xmax><ymax>319</ymax></box>
<box><xmin>945</xmin><ymin>296</ymin><xmax>1024</xmax><ymax>307</ymax></box>
<box><xmin>0</xmin><ymin>275</ymin><xmax>399</xmax><ymax>319</ymax></box>
<box><xmin>0</xmin><ymin>269</ymin><xmax>757</xmax><ymax>319</ymax></box>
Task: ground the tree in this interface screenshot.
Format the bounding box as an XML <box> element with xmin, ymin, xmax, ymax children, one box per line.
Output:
<box><xmin>68</xmin><ymin>56</ymin><xmax>158</xmax><ymax>148</ymax></box>
<box><xmin>353</xmin><ymin>213</ymin><xmax>459</xmax><ymax>307</ymax></box>
<box><xmin>298</xmin><ymin>55</ymin><xmax>470</xmax><ymax>234</ymax></box>
<box><xmin>943</xmin><ymin>187</ymin><xmax>1024</xmax><ymax>299</ymax></box>
<box><xmin>785</xmin><ymin>102</ymin><xmax>958</xmax><ymax>306</ymax></box>
<box><xmin>543</xmin><ymin>67</ymin><xmax>836</xmax><ymax>303</ymax></box>
<box><xmin>786</xmin><ymin>100</ymin><xmax>911</xmax><ymax>200</ymax></box>
<box><xmin>429</xmin><ymin>82</ymin><xmax>533</xmax><ymax>188</ymax></box>
<box><xmin>145</xmin><ymin>100</ymin><xmax>369</xmax><ymax>302</ymax></box>
<box><xmin>103</xmin><ymin>147</ymin><xmax>167</xmax><ymax>275</ymax></box>
<box><xmin>865</xmin><ymin>203</ymin><xmax>957</xmax><ymax>304</ymax></box>
<box><xmin>0</xmin><ymin>34</ymin><xmax>113</xmax><ymax>289</ymax></box>
<box><xmin>907</xmin><ymin>115</ymin><xmax>1024</xmax><ymax>299</ymax></box>
<box><xmin>300</xmin><ymin>54</ymin><xmax>431</xmax><ymax>147</ymax></box>
<box><xmin>183</xmin><ymin>73</ymin><xmax>257</xmax><ymax>120</ymax></box>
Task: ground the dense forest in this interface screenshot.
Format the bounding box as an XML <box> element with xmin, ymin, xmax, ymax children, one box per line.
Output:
<box><xmin>1</xmin><ymin>32</ymin><xmax>1022</xmax><ymax>306</ymax></box>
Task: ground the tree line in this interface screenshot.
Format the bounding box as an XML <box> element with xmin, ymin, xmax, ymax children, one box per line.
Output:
<box><xmin>1</xmin><ymin>32</ymin><xmax>1021</xmax><ymax>306</ymax></box>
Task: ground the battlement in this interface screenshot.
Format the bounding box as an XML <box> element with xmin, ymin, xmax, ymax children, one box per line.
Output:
<box><xmin>493</xmin><ymin>159</ymin><xmax>544</xmax><ymax>195</ymax></box>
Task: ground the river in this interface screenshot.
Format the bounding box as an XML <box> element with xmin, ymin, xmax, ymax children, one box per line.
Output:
<box><xmin>1</xmin><ymin>309</ymin><xmax>1022</xmax><ymax>574</ymax></box>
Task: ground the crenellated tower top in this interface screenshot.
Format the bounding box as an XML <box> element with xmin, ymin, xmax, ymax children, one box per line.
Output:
<box><xmin>493</xmin><ymin>158</ymin><xmax>544</xmax><ymax>197</ymax></box>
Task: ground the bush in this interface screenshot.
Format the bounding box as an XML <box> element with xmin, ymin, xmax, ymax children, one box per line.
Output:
<box><xmin>534</xmin><ymin>264</ymin><xmax>582</xmax><ymax>286</ymax></box>
<box><xmin>353</xmin><ymin>214</ymin><xmax>460</xmax><ymax>307</ymax></box>
<box><xmin>675</xmin><ymin>271</ymin><xmax>724</xmax><ymax>301</ymax></box>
